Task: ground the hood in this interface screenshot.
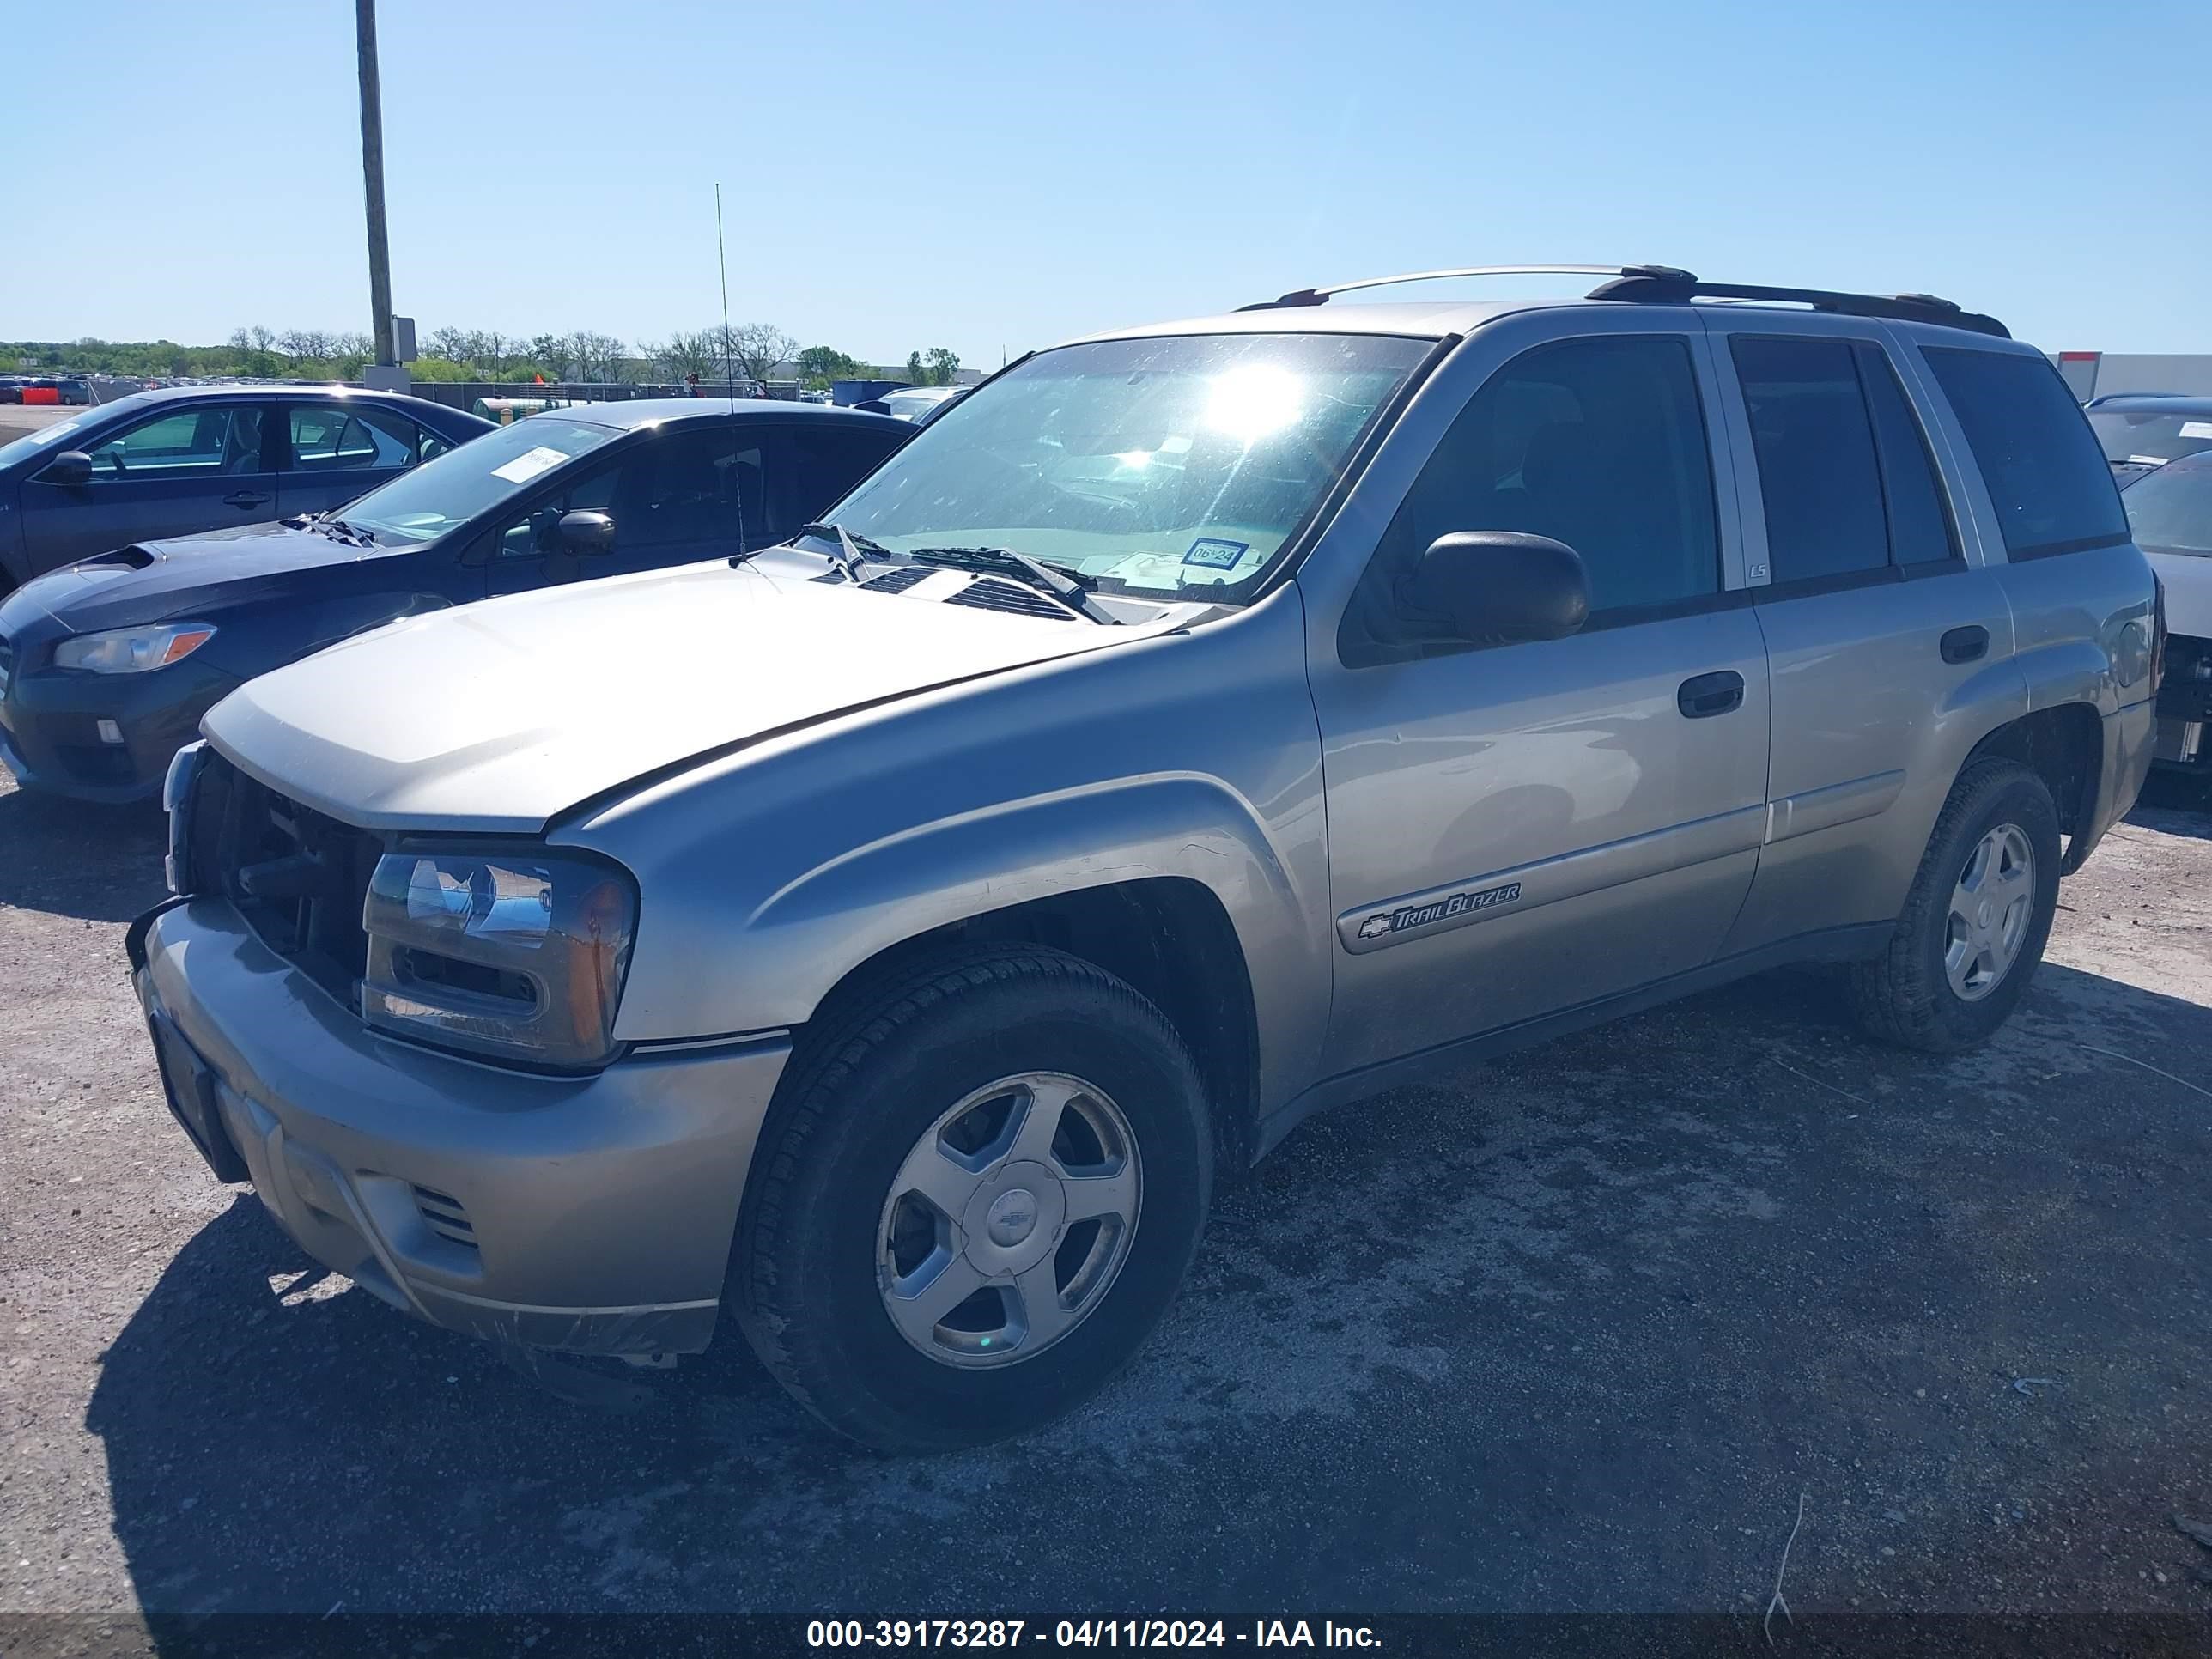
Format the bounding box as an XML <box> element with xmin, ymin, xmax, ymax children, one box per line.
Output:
<box><xmin>11</xmin><ymin>522</ymin><xmax>399</xmax><ymax>632</ymax></box>
<box><xmin>204</xmin><ymin>559</ymin><xmax>1161</xmax><ymax>833</ymax></box>
<box><xmin>2148</xmin><ymin>547</ymin><xmax>2212</xmax><ymax>639</ymax></box>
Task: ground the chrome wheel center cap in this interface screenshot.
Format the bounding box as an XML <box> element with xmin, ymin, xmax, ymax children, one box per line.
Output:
<box><xmin>987</xmin><ymin>1188</ymin><xmax>1039</xmax><ymax>1247</ymax></box>
<box><xmin>1978</xmin><ymin>900</ymin><xmax>1995</xmax><ymax>929</ymax></box>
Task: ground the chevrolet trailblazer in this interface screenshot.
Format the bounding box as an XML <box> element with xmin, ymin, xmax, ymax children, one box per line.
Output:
<box><xmin>130</xmin><ymin>265</ymin><xmax>2160</xmax><ymax>1450</ymax></box>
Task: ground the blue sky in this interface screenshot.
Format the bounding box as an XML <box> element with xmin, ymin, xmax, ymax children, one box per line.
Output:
<box><xmin>4</xmin><ymin>0</ymin><xmax>2205</xmax><ymax>362</ymax></box>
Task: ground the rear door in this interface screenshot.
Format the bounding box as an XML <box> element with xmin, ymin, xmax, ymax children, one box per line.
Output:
<box><xmin>1709</xmin><ymin>319</ymin><xmax>2020</xmax><ymax>955</ymax></box>
<box><xmin>1309</xmin><ymin>315</ymin><xmax>1773</xmax><ymax>1075</ymax></box>
<box><xmin>274</xmin><ymin>400</ymin><xmax>432</xmax><ymax>519</ymax></box>
<box><xmin>18</xmin><ymin>401</ymin><xmax>278</xmax><ymax>572</ymax></box>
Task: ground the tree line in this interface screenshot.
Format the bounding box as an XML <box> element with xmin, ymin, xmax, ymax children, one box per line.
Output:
<box><xmin>5</xmin><ymin>325</ymin><xmax>966</xmax><ymax>390</ymax></box>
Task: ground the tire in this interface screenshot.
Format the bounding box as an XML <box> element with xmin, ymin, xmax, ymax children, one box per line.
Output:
<box><xmin>1849</xmin><ymin>757</ymin><xmax>2063</xmax><ymax>1053</ymax></box>
<box><xmin>731</xmin><ymin>944</ymin><xmax>1213</xmax><ymax>1453</ymax></box>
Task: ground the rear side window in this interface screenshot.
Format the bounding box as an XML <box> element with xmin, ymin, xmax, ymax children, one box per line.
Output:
<box><xmin>1731</xmin><ymin>337</ymin><xmax>1888</xmax><ymax>582</ymax></box>
<box><xmin>1923</xmin><ymin>348</ymin><xmax>2129</xmax><ymax>560</ymax></box>
<box><xmin>1345</xmin><ymin>334</ymin><xmax>1719</xmax><ymax>659</ymax></box>
<box><xmin>1854</xmin><ymin>343</ymin><xmax>1959</xmax><ymax>568</ymax></box>
<box><xmin>779</xmin><ymin>425</ymin><xmax>905</xmax><ymax>534</ymax></box>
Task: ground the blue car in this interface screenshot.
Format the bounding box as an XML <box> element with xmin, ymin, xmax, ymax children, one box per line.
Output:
<box><xmin>0</xmin><ymin>386</ymin><xmax>495</xmax><ymax>596</ymax></box>
<box><xmin>0</xmin><ymin>399</ymin><xmax>909</xmax><ymax>800</ymax></box>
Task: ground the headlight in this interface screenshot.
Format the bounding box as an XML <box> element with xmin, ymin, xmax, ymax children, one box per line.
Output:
<box><xmin>361</xmin><ymin>848</ymin><xmax>638</xmax><ymax>1068</ymax></box>
<box><xmin>54</xmin><ymin>622</ymin><xmax>216</xmax><ymax>674</ymax></box>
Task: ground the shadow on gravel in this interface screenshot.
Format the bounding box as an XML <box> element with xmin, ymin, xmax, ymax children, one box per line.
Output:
<box><xmin>2131</xmin><ymin>769</ymin><xmax>2211</xmax><ymax>836</ymax></box>
<box><xmin>84</xmin><ymin>959</ymin><xmax>2212</xmax><ymax>1623</ymax></box>
<box><xmin>0</xmin><ymin>783</ymin><xmax>166</xmax><ymax>921</ymax></box>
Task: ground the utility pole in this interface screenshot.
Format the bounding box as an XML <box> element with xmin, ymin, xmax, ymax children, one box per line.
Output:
<box><xmin>356</xmin><ymin>0</ymin><xmax>397</xmax><ymax>374</ymax></box>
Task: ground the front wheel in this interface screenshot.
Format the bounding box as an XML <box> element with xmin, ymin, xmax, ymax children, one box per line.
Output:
<box><xmin>731</xmin><ymin>945</ymin><xmax>1212</xmax><ymax>1452</ymax></box>
<box><xmin>1850</xmin><ymin>757</ymin><xmax>2062</xmax><ymax>1053</ymax></box>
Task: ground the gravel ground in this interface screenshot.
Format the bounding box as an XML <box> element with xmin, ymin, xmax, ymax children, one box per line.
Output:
<box><xmin>1</xmin><ymin>766</ymin><xmax>2209</xmax><ymax>1626</ymax></box>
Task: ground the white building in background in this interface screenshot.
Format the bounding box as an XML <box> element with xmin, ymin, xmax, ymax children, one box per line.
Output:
<box><xmin>2052</xmin><ymin>352</ymin><xmax>2212</xmax><ymax>401</ymax></box>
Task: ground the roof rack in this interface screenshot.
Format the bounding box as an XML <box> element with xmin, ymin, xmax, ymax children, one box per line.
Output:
<box><xmin>1586</xmin><ymin>270</ymin><xmax>2009</xmax><ymax>338</ymax></box>
<box><xmin>1236</xmin><ymin>264</ymin><xmax>1693</xmax><ymax>311</ymax></box>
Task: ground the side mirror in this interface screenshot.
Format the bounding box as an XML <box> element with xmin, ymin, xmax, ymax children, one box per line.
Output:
<box><xmin>1402</xmin><ymin>532</ymin><xmax>1589</xmax><ymax>645</ymax></box>
<box><xmin>556</xmin><ymin>509</ymin><xmax>617</xmax><ymax>555</ymax></box>
<box><xmin>42</xmin><ymin>450</ymin><xmax>94</xmax><ymax>487</ymax></box>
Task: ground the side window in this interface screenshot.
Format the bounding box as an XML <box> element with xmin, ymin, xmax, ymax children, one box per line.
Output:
<box><xmin>72</xmin><ymin>407</ymin><xmax>264</xmax><ymax>483</ymax></box>
<box><xmin>492</xmin><ymin>461</ymin><xmax>626</xmax><ymax>558</ymax></box>
<box><xmin>1730</xmin><ymin>337</ymin><xmax>1888</xmax><ymax>584</ymax></box>
<box><xmin>1852</xmin><ymin>343</ymin><xmax>1959</xmax><ymax>567</ymax></box>
<box><xmin>774</xmin><ymin>427</ymin><xmax>903</xmax><ymax>539</ymax></box>
<box><xmin>624</xmin><ymin>429</ymin><xmax>767</xmax><ymax>550</ymax></box>
<box><xmin>288</xmin><ymin>404</ymin><xmax>421</xmax><ymax>472</ymax></box>
<box><xmin>1923</xmin><ymin>348</ymin><xmax>2129</xmax><ymax>560</ymax></box>
<box><xmin>1346</xmin><ymin>334</ymin><xmax>1719</xmax><ymax>659</ymax></box>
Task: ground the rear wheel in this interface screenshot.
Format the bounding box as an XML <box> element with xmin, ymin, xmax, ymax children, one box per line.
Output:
<box><xmin>1850</xmin><ymin>758</ymin><xmax>2061</xmax><ymax>1053</ymax></box>
<box><xmin>732</xmin><ymin>945</ymin><xmax>1212</xmax><ymax>1452</ymax></box>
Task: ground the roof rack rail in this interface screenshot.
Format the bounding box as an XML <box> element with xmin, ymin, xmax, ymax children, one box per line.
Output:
<box><xmin>1237</xmin><ymin>264</ymin><xmax>1693</xmax><ymax>312</ymax></box>
<box><xmin>1586</xmin><ymin>271</ymin><xmax>2009</xmax><ymax>339</ymax></box>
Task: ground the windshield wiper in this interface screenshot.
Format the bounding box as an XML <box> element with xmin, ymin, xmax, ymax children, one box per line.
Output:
<box><xmin>908</xmin><ymin>546</ymin><xmax>1119</xmax><ymax>624</ymax></box>
<box><xmin>313</xmin><ymin>517</ymin><xmax>375</xmax><ymax>548</ymax></box>
<box><xmin>791</xmin><ymin>520</ymin><xmax>891</xmax><ymax>583</ymax></box>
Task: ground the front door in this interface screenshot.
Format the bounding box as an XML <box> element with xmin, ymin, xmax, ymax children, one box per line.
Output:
<box><xmin>19</xmin><ymin>402</ymin><xmax>276</xmax><ymax>574</ymax></box>
<box><xmin>1310</xmin><ymin>324</ymin><xmax>1771</xmax><ymax>1079</ymax></box>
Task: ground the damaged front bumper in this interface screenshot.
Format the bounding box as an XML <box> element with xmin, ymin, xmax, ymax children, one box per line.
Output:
<box><xmin>128</xmin><ymin>896</ymin><xmax>790</xmax><ymax>1358</ymax></box>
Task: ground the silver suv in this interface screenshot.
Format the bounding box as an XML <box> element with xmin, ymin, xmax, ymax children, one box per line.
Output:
<box><xmin>131</xmin><ymin>265</ymin><xmax>2161</xmax><ymax>1451</ymax></box>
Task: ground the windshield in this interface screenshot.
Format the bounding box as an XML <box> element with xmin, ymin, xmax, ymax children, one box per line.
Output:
<box><xmin>2123</xmin><ymin>452</ymin><xmax>2212</xmax><ymax>555</ymax></box>
<box><xmin>339</xmin><ymin>416</ymin><xmax>618</xmax><ymax>544</ymax></box>
<box><xmin>0</xmin><ymin>395</ymin><xmax>152</xmax><ymax>470</ymax></box>
<box><xmin>2089</xmin><ymin>408</ymin><xmax>2212</xmax><ymax>467</ymax></box>
<box><xmin>817</xmin><ymin>332</ymin><xmax>1431</xmax><ymax>601</ymax></box>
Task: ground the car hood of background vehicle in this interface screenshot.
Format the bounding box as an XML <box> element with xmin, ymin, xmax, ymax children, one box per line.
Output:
<box><xmin>204</xmin><ymin>559</ymin><xmax>1163</xmax><ymax>833</ymax></box>
<box><xmin>9</xmin><ymin>522</ymin><xmax>403</xmax><ymax>634</ymax></box>
<box><xmin>2148</xmin><ymin>547</ymin><xmax>2212</xmax><ymax>638</ymax></box>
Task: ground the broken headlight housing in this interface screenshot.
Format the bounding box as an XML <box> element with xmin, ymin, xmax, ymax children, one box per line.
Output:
<box><xmin>360</xmin><ymin>848</ymin><xmax>638</xmax><ymax>1068</ymax></box>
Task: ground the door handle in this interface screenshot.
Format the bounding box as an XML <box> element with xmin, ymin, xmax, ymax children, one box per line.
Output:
<box><xmin>1677</xmin><ymin>670</ymin><xmax>1746</xmax><ymax>720</ymax></box>
<box><xmin>222</xmin><ymin>490</ymin><xmax>271</xmax><ymax>509</ymax></box>
<box><xmin>1941</xmin><ymin>624</ymin><xmax>1989</xmax><ymax>665</ymax></box>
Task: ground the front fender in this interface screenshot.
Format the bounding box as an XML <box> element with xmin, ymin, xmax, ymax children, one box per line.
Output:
<box><xmin>562</xmin><ymin>595</ymin><xmax>1334</xmax><ymax>1112</ymax></box>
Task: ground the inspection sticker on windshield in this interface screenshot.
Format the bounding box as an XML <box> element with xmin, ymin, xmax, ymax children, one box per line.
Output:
<box><xmin>2180</xmin><ymin>422</ymin><xmax>2212</xmax><ymax>440</ymax></box>
<box><xmin>1182</xmin><ymin>538</ymin><xmax>1249</xmax><ymax>570</ymax></box>
<box><xmin>491</xmin><ymin>445</ymin><xmax>570</xmax><ymax>485</ymax></box>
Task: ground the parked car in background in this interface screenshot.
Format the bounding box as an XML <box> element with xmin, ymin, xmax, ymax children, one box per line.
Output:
<box><xmin>866</xmin><ymin>386</ymin><xmax>967</xmax><ymax>423</ymax></box>
<box><xmin>2120</xmin><ymin>448</ymin><xmax>2212</xmax><ymax>777</ymax></box>
<box><xmin>128</xmin><ymin>267</ymin><xmax>2155</xmax><ymax>1451</ymax></box>
<box><xmin>2087</xmin><ymin>393</ymin><xmax>2212</xmax><ymax>487</ymax></box>
<box><xmin>19</xmin><ymin>381</ymin><xmax>63</xmax><ymax>406</ymax></box>
<box><xmin>57</xmin><ymin>379</ymin><xmax>94</xmax><ymax>406</ymax></box>
<box><xmin>0</xmin><ymin>386</ymin><xmax>495</xmax><ymax>596</ymax></box>
<box><xmin>0</xmin><ymin>399</ymin><xmax>908</xmax><ymax>800</ymax></box>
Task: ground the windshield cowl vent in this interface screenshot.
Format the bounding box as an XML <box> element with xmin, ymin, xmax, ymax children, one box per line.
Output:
<box><xmin>859</xmin><ymin>568</ymin><xmax>933</xmax><ymax>595</ymax></box>
<box><xmin>944</xmin><ymin>576</ymin><xmax>1079</xmax><ymax>620</ymax></box>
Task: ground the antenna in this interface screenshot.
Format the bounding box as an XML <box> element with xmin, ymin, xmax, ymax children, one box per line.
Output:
<box><xmin>714</xmin><ymin>182</ymin><xmax>746</xmax><ymax>562</ymax></box>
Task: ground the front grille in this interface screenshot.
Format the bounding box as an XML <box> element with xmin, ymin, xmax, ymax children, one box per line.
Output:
<box><xmin>194</xmin><ymin>751</ymin><xmax>383</xmax><ymax>1006</ymax></box>
<box><xmin>944</xmin><ymin>576</ymin><xmax>1076</xmax><ymax>620</ymax></box>
<box><xmin>410</xmin><ymin>1185</ymin><xmax>477</xmax><ymax>1249</ymax></box>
